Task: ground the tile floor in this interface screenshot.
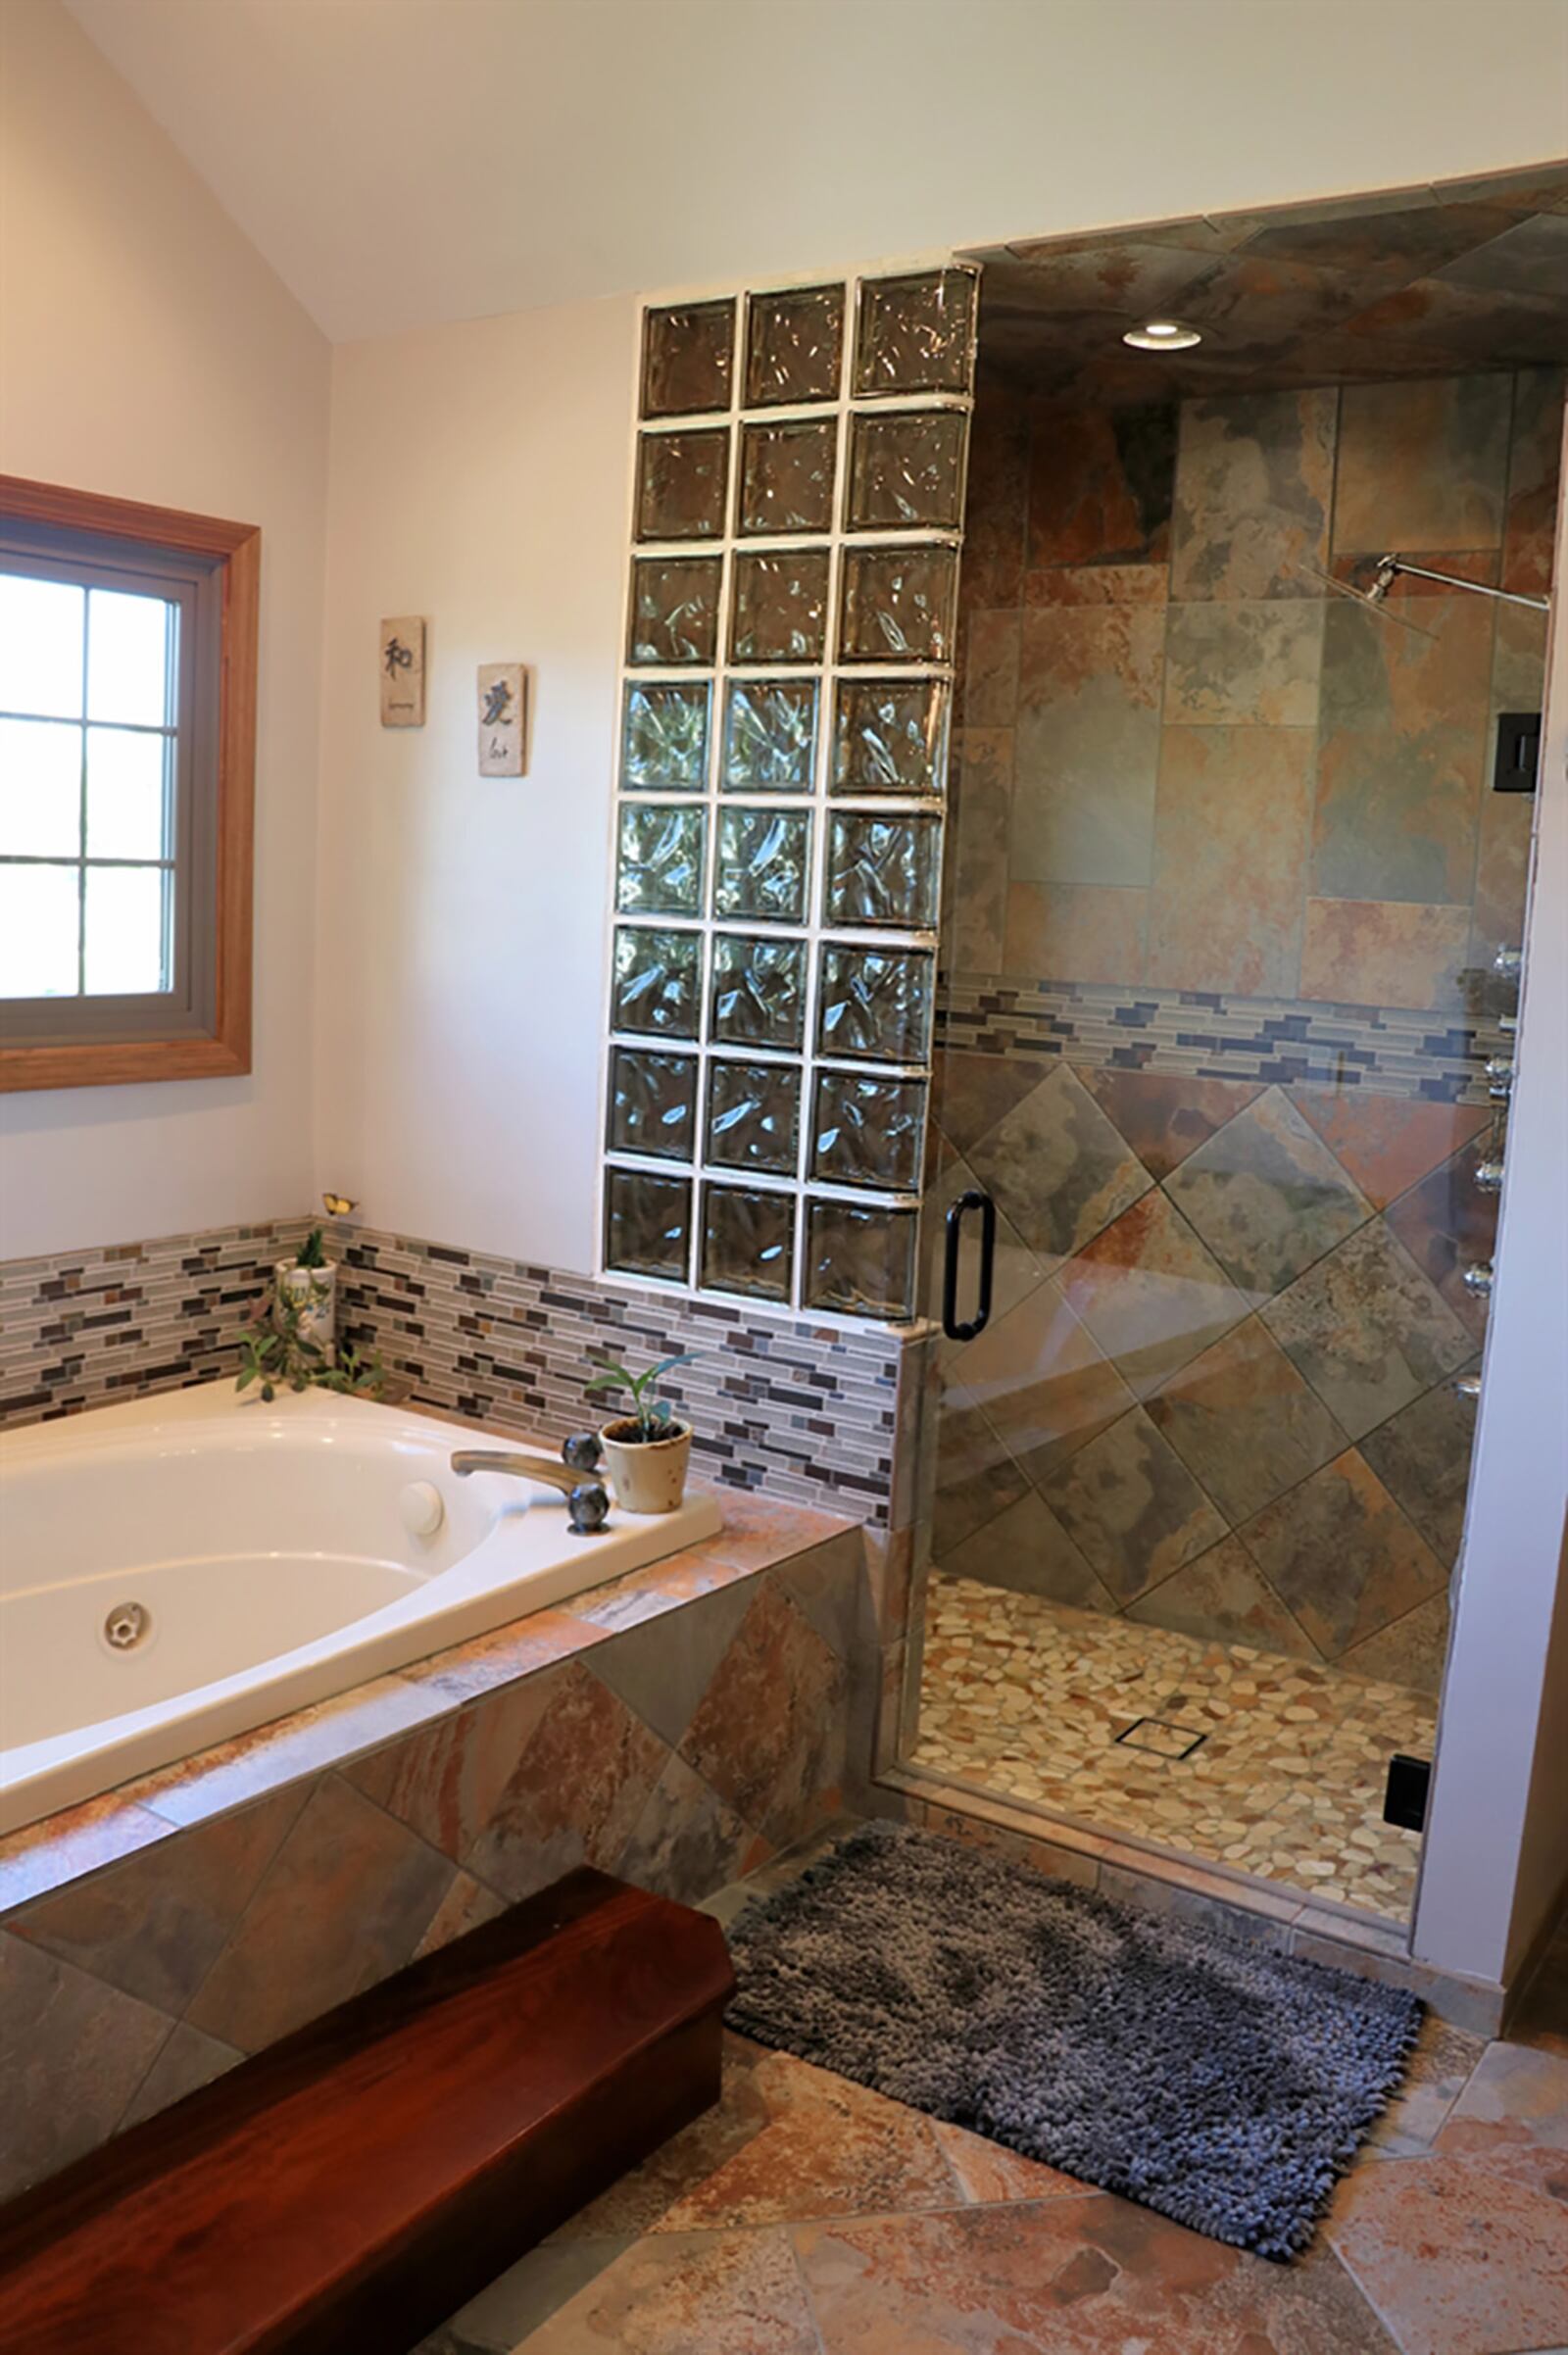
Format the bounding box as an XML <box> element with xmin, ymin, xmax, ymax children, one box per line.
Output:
<box><xmin>911</xmin><ymin>1575</ymin><xmax>1436</xmax><ymax>1919</ymax></box>
<box><xmin>416</xmin><ymin>1841</ymin><xmax>1568</xmax><ymax>2355</ymax></box>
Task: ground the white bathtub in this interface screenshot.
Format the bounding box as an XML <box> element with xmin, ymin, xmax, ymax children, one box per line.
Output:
<box><xmin>0</xmin><ymin>1384</ymin><xmax>721</xmax><ymax>1835</ymax></box>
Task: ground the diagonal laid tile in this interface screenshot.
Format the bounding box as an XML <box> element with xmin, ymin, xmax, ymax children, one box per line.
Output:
<box><xmin>1238</xmin><ymin>1449</ymin><xmax>1446</xmax><ymax>1660</ymax></box>
<box><xmin>1437</xmin><ymin>2038</ymin><xmax>1568</xmax><ymax>2157</ymax></box>
<box><xmin>922</xmin><ymin>1150</ymin><xmax>1048</xmax><ymax>1342</ymax></box>
<box><xmin>796</xmin><ymin>2196</ymin><xmax>1398</xmax><ymax>2354</ymax></box>
<box><xmin>1289</xmin><ymin>1088</ymin><xmax>1493</xmax><ymax>1211</ymax></box>
<box><xmin>1358</xmin><ymin>1362</ymin><xmax>1481</xmax><ymax>1563</ymax></box>
<box><xmin>1164</xmin><ymin>1087</ymin><xmax>1373</xmax><ymax>1298</ymax></box>
<box><xmin>1340</xmin><ymin>1593</ymin><xmax>1453</xmax><ymax>1699</ymax></box>
<box><xmin>1034</xmin><ymin>1405</ymin><xmax>1228</xmax><ymax>1606</ymax></box>
<box><xmin>931</xmin><ymin>2118</ymin><xmax>1084</xmax><ymax>2205</ymax></box>
<box><xmin>1074</xmin><ymin>1067</ymin><xmax>1264</xmax><ymax>1183</ymax></box>
<box><xmin>1058</xmin><ymin>1191</ymin><xmax>1251</xmax><ymax>1399</ymax></box>
<box><xmin>1129</xmin><ymin>1534</ymin><xmax>1320</xmax><ymax>1660</ymax></box>
<box><xmin>939</xmin><ymin>1486</ymin><xmax>1110</xmax><ymax>1613</ymax></box>
<box><xmin>592</xmin><ymin>1579</ymin><xmax>759</xmax><ymax>1749</ymax></box>
<box><xmin>1261</xmin><ymin>1220</ymin><xmax>1475</xmax><ymax>1440</ymax></box>
<box><xmin>680</xmin><ymin>1581</ymin><xmax>846</xmax><ymax>1846</ymax></box>
<box><xmin>931</xmin><ymin>1048</ymin><xmax>1060</xmax><ymax>1161</ymax></box>
<box><xmin>184</xmin><ymin>1773</ymin><xmax>454</xmax><ymax>2051</ymax></box>
<box><xmin>119</xmin><ymin>2020</ymin><xmax>242</xmax><ymax>2133</ymax></box>
<box><xmin>1384</xmin><ymin>1139</ymin><xmax>1500</xmax><ymax>1343</ymax></box>
<box><xmin>1146</xmin><ymin>1314</ymin><xmax>1348</xmax><ymax>1524</ymax></box>
<box><xmin>345</xmin><ymin>1678</ymin><xmax>562</xmax><ymax>1861</ymax></box>
<box><xmin>0</xmin><ymin>1934</ymin><xmax>174</xmax><ymax>2200</ymax></box>
<box><xmin>9</xmin><ymin>1785</ymin><xmax>306</xmax><ymax>2017</ymax></box>
<box><xmin>950</xmin><ymin>1273</ymin><xmax>1134</xmax><ymax>1488</ymax></box>
<box><xmin>968</xmin><ymin>1065</ymin><xmax>1153</xmax><ymax>1267</ymax></box>
<box><xmin>931</xmin><ymin>1380</ymin><xmax>1032</xmax><ymax>1558</ymax></box>
<box><xmin>465</xmin><ymin>1660</ymin><xmax>670</xmax><ymax>1904</ymax></box>
<box><xmin>1364</xmin><ymin>2015</ymin><xmax>1488</xmax><ymax>2157</ymax></box>
<box><xmin>612</xmin><ymin>1752</ymin><xmax>760</xmax><ymax>1907</ymax></box>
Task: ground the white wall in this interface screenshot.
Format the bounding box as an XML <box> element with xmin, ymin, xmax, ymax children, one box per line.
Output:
<box><xmin>312</xmin><ymin>300</ymin><xmax>636</xmax><ymax>1272</ymax></box>
<box><xmin>0</xmin><ymin>0</ymin><xmax>329</xmax><ymax>1259</ymax></box>
<box><xmin>1414</xmin><ymin>424</ymin><xmax>1568</xmax><ymax>1987</ymax></box>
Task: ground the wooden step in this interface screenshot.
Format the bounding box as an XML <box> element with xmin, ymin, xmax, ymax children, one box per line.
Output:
<box><xmin>0</xmin><ymin>1869</ymin><xmax>735</xmax><ymax>2355</ymax></box>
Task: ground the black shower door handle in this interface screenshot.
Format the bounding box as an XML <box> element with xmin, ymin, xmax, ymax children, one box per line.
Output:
<box><xmin>943</xmin><ymin>1188</ymin><xmax>997</xmax><ymax>1343</ymax></box>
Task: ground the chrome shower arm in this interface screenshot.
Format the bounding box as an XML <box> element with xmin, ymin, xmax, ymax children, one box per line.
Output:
<box><xmin>1376</xmin><ymin>556</ymin><xmax>1548</xmax><ymax>613</ymax></box>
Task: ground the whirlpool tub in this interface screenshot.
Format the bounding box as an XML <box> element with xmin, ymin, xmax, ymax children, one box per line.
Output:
<box><xmin>0</xmin><ymin>1383</ymin><xmax>720</xmax><ymax>1834</ymax></box>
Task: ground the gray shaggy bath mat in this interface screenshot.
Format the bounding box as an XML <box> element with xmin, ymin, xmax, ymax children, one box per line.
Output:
<box><xmin>726</xmin><ymin>1821</ymin><xmax>1420</xmax><ymax>2261</ymax></box>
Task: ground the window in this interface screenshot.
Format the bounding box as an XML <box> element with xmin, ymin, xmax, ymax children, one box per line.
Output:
<box><xmin>0</xmin><ymin>477</ymin><xmax>258</xmax><ymax>1091</ymax></box>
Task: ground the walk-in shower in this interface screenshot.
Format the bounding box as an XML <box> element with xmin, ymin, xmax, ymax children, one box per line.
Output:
<box><xmin>900</xmin><ymin>166</ymin><xmax>1568</xmax><ymax>1926</ymax></box>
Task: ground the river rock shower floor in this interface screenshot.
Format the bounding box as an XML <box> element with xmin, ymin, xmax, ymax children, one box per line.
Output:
<box><xmin>912</xmin><ymin>1576</ymin><xmax>1435</xmax><ymax>1921</ymax></box>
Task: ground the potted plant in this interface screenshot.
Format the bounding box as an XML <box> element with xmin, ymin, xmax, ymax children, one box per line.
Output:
<box><xmin>585</xmin><ymin>1351</ymin><xmax>698</xmax><ymax>1514</ymax></box>
<box><xmin>275</xmin><ymin>1226</ymin><xmax>336</xmax><ymax>1360</ymax></box>
<box><xmin>237</xmin><ymin>1286</ymin><xmax>389</xmax><ymax>1404</ymax></box>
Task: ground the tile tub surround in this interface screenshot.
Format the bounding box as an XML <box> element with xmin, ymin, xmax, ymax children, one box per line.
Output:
<box><xmin>0</xmin><ymin>1490</ymin><xmax>867</xmax><ymax>2199</ymax></box>
<box><xmin>911</xmin><ymin>1576</ymin><xmax>1433</xmax><ymax>1921</ymax></box>
<box><xmin>925</xmin><ymin>1057</ymin><xmax>1486</xmax><ymax>1696</ymax></box>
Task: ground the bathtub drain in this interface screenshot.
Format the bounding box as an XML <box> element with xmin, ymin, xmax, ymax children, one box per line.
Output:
<box><xmin>104</xmin><ymin>1601</ymin><xmax>151</xmax><ymax>1651</ymax></box>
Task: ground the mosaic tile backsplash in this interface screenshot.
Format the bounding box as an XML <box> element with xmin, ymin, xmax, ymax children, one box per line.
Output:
<box><xmin>0</xmin><ymin>1218</ymin><xmax>908</xmax><ymax>1530</ymax></box>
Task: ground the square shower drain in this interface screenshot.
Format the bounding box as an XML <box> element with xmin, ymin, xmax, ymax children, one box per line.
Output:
<box><xmin>1114</xmin><ymin>1717</ymin><xmax>1208</xmax><ymax>1761</ymax></box>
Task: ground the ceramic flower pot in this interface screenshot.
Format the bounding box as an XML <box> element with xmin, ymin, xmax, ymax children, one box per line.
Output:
<box><xmin>600</xmin><ymin>1418</ymin><xmax>692</xmax><ymax>1514</ymax></box>
<box><xmin>275</xmin><ymin>1259</ymin><xmax>337</xmax><ymax>1363</ymax></box>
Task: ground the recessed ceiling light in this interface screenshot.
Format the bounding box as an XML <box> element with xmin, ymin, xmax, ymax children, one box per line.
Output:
<box><xmin>1122</xmin><ymin>319</ymin><xmax>1202</xmax><ymax>351</ymax></box>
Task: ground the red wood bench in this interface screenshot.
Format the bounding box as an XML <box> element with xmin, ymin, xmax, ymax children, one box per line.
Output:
<box><xmin>0</xmin><ymin>1870</ymin><xmax>734</xmax><ymax>2354</ymax></box>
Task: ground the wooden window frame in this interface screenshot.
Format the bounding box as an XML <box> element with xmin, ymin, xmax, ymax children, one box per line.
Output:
<box><xmin>0</xmin><ymin>475</ymin><xmax>259</xmax><ymax>1093</ymax></box>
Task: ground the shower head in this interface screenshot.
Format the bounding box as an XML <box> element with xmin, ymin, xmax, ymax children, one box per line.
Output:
<box><xmin>1294</xmin><ymin>559</ymin><xmax>1437</xmax><ymax>639</ymax></box>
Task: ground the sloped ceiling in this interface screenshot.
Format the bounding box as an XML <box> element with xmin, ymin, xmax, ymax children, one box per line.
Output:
<box><xmin>50</xmin><ymin>0</ymin><xmax>1568</xmax><ymax>344</ymax></box>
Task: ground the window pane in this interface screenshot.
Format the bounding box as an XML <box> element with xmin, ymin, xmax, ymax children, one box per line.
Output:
<box><xmin>83</xmin><ymin>864</ymin><xmax>169</xmax><ymax>995</ymax></box>
<box><xmin>0</xmin><ymin>863</ymin><xmax>79</xmax><ymax>997</ymax></box>
<box><xmin>86</xmin><ymin>589</ymin><xmax>174</xmax><ymax>728</ymax></box>
<box><xmin>0</xmin><ymin>717</ymin><xmax>81</xmax><ymax>857</ymax></box>
<box><xmin>86</xmin><ymin>725</ymin><xmax>171</xmax><ymax>860</ymax></box>
<box><xmin>0</xmin><ymin>573</ymin><xmax>83</xmax><ymax>719</ymax></box>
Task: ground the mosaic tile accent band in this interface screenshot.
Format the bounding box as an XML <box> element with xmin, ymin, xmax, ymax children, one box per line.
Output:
<box><xmin>0</xmin><ymin>1217</ymin><xmax>913</xmax><ymax>1531</ymax></box>
<box><xmin>936</xmin><ymin>972</ymin><xmax>1514</xmax><ymax>1105</ymax></box>
<box><xmin>0</xmin><ymin>1217</ymin><xmax>313</xmax><ymax>1427</ymax></box>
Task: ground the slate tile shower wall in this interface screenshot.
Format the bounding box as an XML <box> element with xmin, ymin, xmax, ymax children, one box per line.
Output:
<box><xmin>930</xmin><ymin>362</ymin><xmax>1561</xmax><ymax>1698</ymax></box>
<box><xmin>604</xmin><ymin>267</ymin><xmax>979</xmax><ymax>1324</ymax></box>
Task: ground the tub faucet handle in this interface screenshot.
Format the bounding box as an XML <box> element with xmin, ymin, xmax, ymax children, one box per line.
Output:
<box><xmin>564</xmin><ymin>1432</ymin><xmax>603</xmax><ymax>1474</ymax></box>
<box><xmin>566</xmin><ymin>1481</ymin><xmax>610</xmax><ymax>1536</ymax></box>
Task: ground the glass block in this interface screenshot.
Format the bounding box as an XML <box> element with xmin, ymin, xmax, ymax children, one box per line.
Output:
<box><xmin>710</xmin><ymin>932</ymin><xmax>807</xmax><ymax>1049</ymax></box>
<box><xmin>738</xmin><ymin>418</ymin><xmax>837</xmax><ymax>537</ymax></box>
<box><xmin>611</xmin><ymin>925</ymin><xmax>702</xmax><ymax>1039</ymax></box>
<box><xmin>811</xmin><ymin>1069</ymin><xmax>926</xmax><ymax>1192</ymax></box>
<box><xmin>815</xmin><ymin>945</ymin><xmax>935</xmax><ymax>1063</ymax></box>
<box><xmin>615</xmin><ymin>804</ymin><xmax>707</xmax><ymax>916</ymax></box>
<box><xmin>722</xmin><ymin>678</ymin><xmax>817</xmax><ymax>794</ymax></box>
<box><xmin>847</xmin><ymin>409</ymin><xmax>967</xmax><ymax>531</ymax></box>
<box><xmin>604</xmin><ymin>1168</ymin><xmax>692</xmax><ymax>1283</ymax></box>
<box><xmin>607</xmin><ymin>1047</ymin><xmax>698</xmax><ymax>1161</ymax></box>
<box><xmin>854</xmin><ymin>270</ymin><xmax>977</xmax><ymax>398</ymax></box>
<box><xmin>713</xmin><ymin>807</ymin><xmax>811</xmax><ymax>924</ymax></box>
<box><xmin>839</xmin><ymin>544</ymin><xmax>958</xmax><ymax>664</ymax></box>
<box><xmin>805</xmin><ymin>1198</ymin><xmax>918</xmax><ymax>1320</ymax></box>
<box><xmin>825</xmin><ymin>812</ymin><xmax>942</xmax><ymax>929</ymax></box>
<box><xmin>641</xmin><ymin>299</ymin><xmax>735</xmax><ymax>418</ymax></box>
<box><xmin>729</xmin><ymin>550</ymin><xmax>830</xmax><ymax>665</ymax></box>
<box><xmin>706</xmin><ymin>1057</ymin><xmax>802</xmax><ymax>1176</ymax></box>
<box><xmin>620</xmin><ymin>681</ymin><xmax>710</xmax><ymax>792</ymax></box>
<box><xmin>745</xmin><ymin>283</ymin><xmax>845</xmax><ymax>408</ymax></box>
<box><xmin>627</xmin><ymin>556</ymin><xmax>721</xmax><ymax>665</ymax></box>
<box><xmin>832</xmin><ymin>679</ymin><xmax>951</xmax><ymax>797</ymax></box>
<box><xmin>635</xmin><ymin>428</ymin><xmax>730</xmax><ymax>541</ymax></box>
<box><xmin>701</xmin><ymin>1183</ymin><xmax>795</xmax><ymax>1303</ymax></box>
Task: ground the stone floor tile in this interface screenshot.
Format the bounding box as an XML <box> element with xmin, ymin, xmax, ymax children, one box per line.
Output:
<box><xmin>551</xmin><ymin>2035</ymin><xmax>958</xmax><ymax>2238</ymax></box>
<box><xmin>1365</xmin><ymin>2016</ymin><xmax>1488</xmax><ymax>2157</ymax></box>
<box><xmin>432</xmin><ymin>2228</ymin><xmax>819</xmax><ymax>2353</ymax></box>
<box><xmin>1328</xmin><ymin>2144</ymin><xmax>1568</xmax><ymax>2355</ymax></box>
<box><xmin>796</xmin><ymin>2197</ymin><xmax>1397</xmax><ymax>2353</ymax></box>
<box><xmin>1436</xmin><ymin>2037</ymin><xmax>1568</xmax><ymax>2157</ymax></box>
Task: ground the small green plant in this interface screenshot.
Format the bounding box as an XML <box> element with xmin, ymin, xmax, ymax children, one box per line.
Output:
<box><xmin>236</xmin><ymin>1291</ymin><xmax>388</xmax><ymax>1403</ymax></box>
<box><xmin>585</xmin><ymin>1351</ymin><xmax>699</xmax><ymax>1444</ymax></box>
<box><xmin>295</xmin><ymin>1226</ymin><xmax>328</xmax><ymax>1269</ymax></box>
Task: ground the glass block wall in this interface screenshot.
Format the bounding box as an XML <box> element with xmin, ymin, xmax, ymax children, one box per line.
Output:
<box><xmin>601</xmin><ymin>266</ymin><xmax>979</xmax><ymax>1321</ymax></box>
